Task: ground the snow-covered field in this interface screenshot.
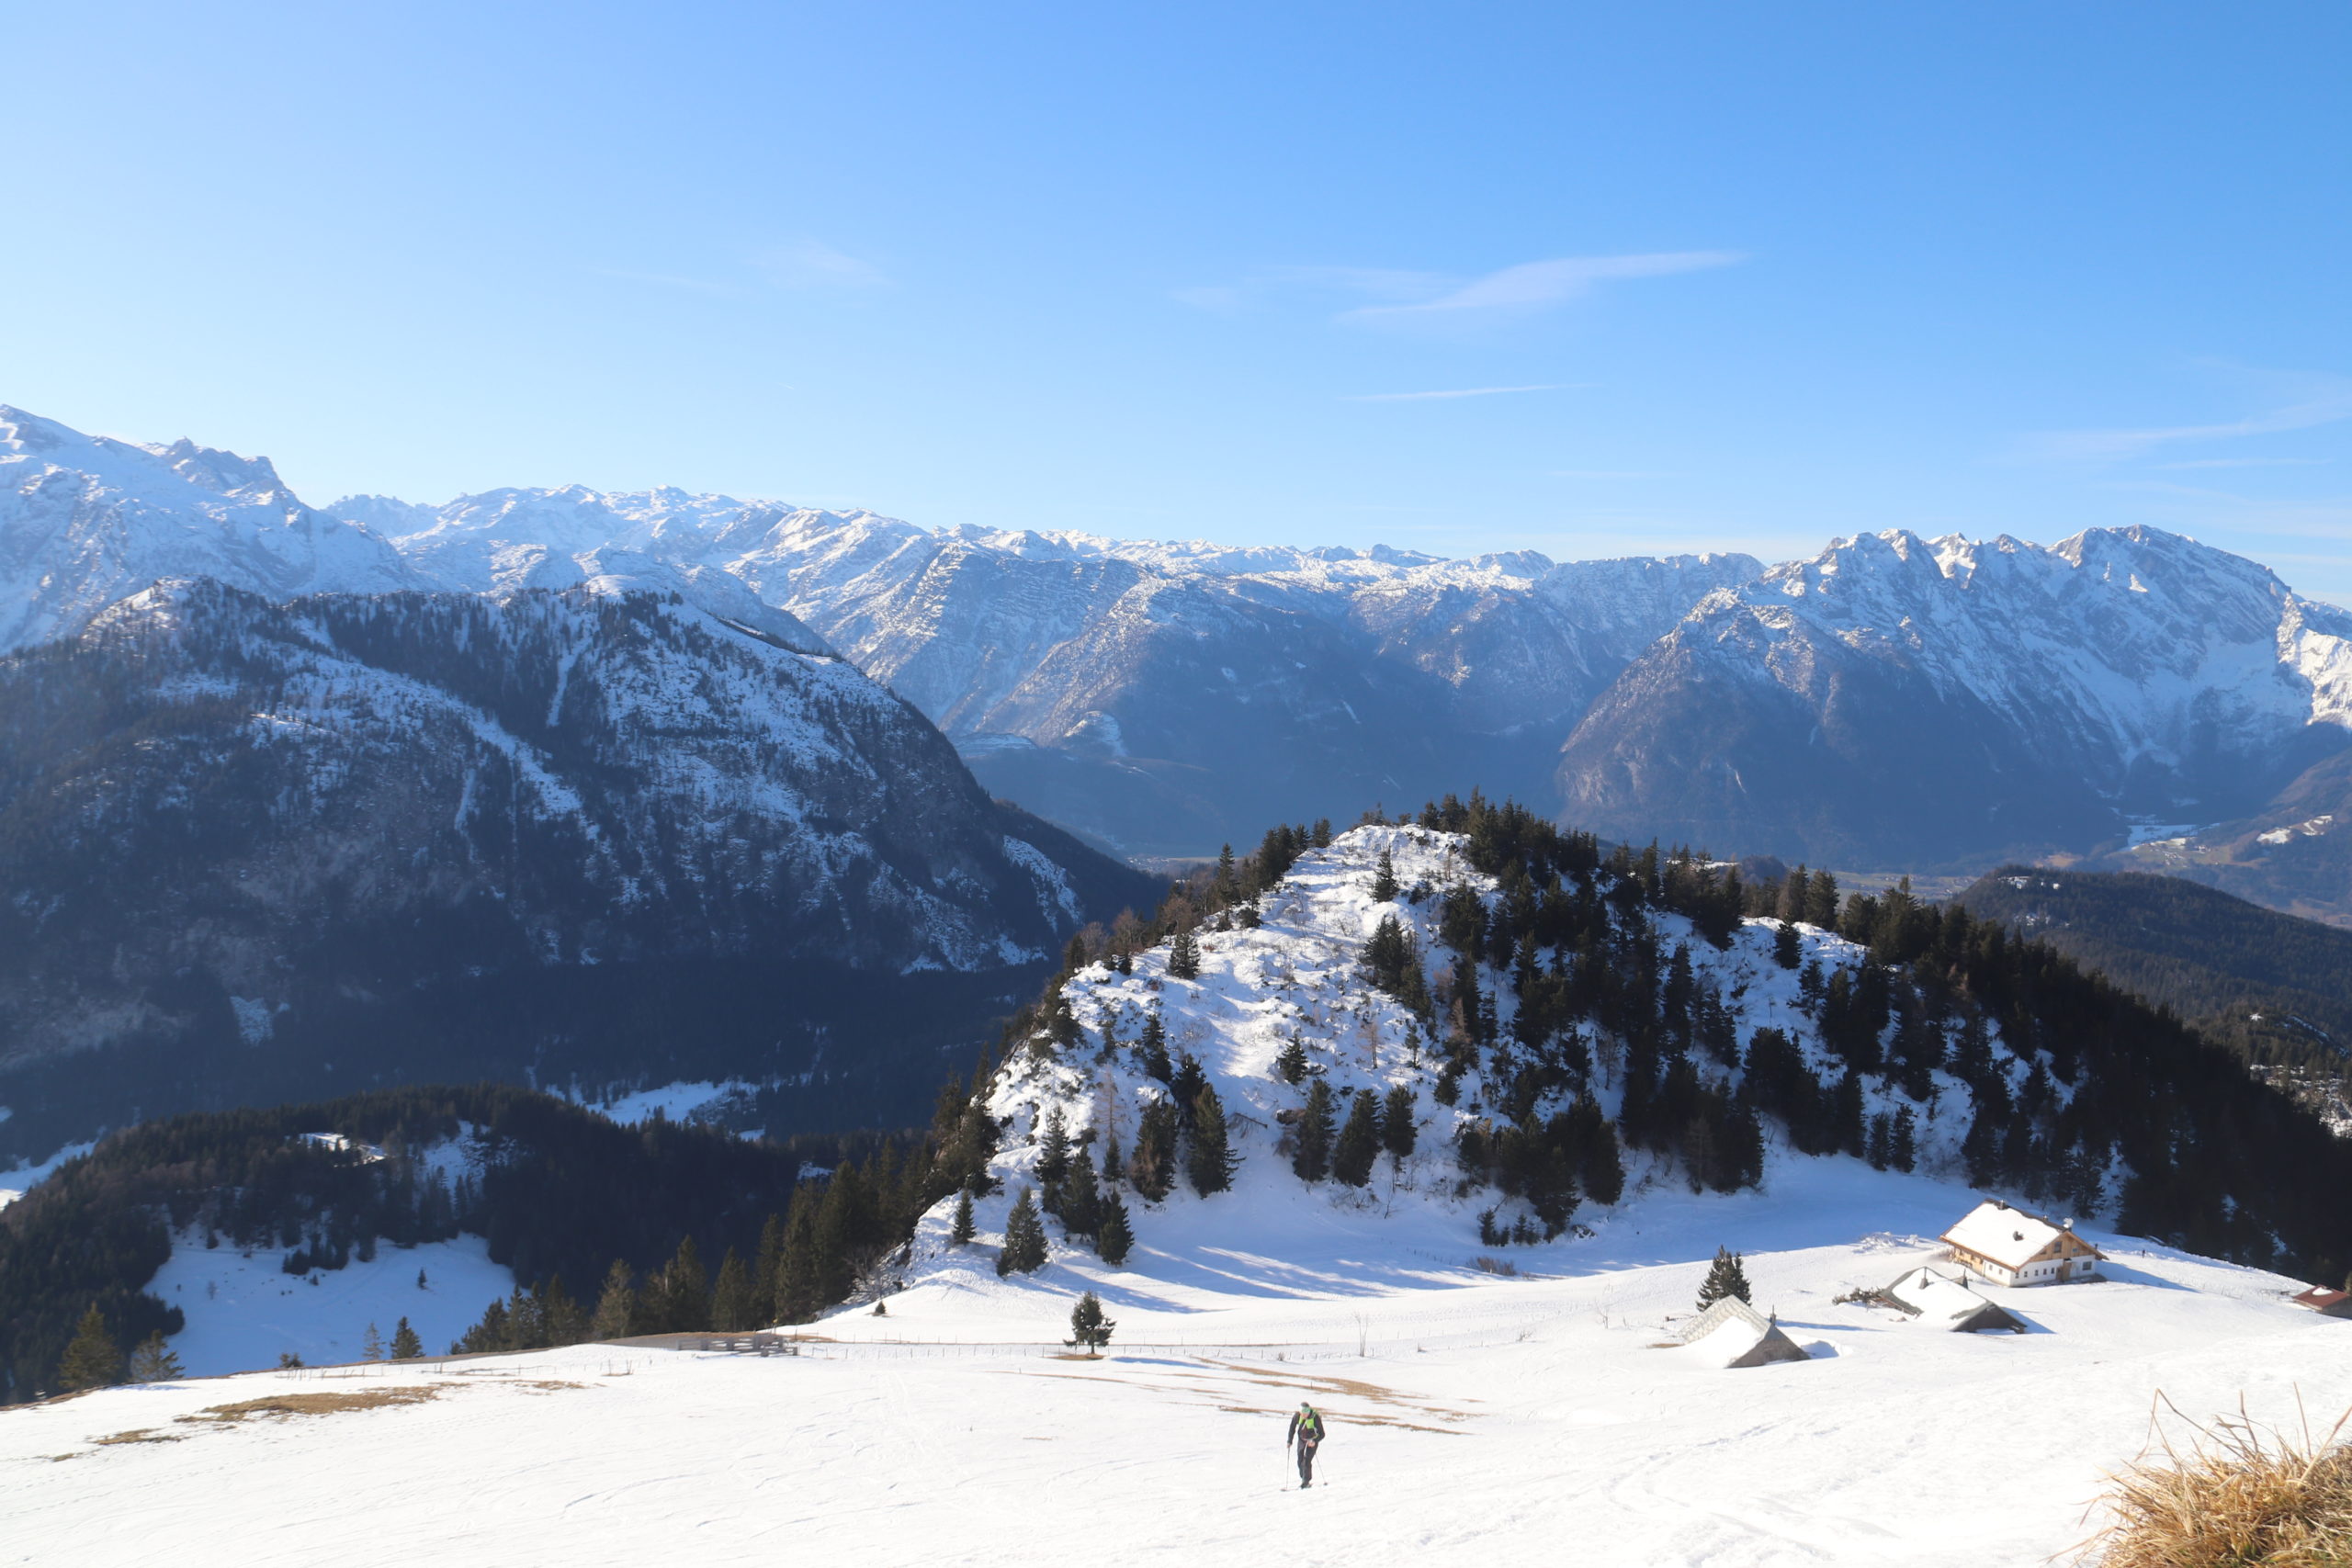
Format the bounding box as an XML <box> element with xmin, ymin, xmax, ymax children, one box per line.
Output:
<box><xmin>6</xmin><ymin>1160</ymin><xmax>2346</xmax><ymax>1568</ymax></box>
<box><xmin>146</xmin><ymin>1234</ymin><xmax>515</xmax><ymax>1375</ymax></box>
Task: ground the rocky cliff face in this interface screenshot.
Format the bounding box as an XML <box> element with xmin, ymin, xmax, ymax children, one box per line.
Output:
<box><xmin>0</xmin><ymin>579</ymin><xmax>1158</xmax><ymax>1156</ymax></box>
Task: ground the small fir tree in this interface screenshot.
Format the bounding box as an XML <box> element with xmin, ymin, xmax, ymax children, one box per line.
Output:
<box><xmin>1066</xmin><ymin>1291</ymin><xmax>1116</xmax><ymax>1358</ymax></box>
<box><xmin>55</xmin><ymin>1303</ymin><xmax>122</xmax><ymax>1391</ymax></box>
<box><xmin>1372</xmin><ymin>850</ymin><xmax>1400</xmax><ymax>903</ymax></box>
<box><xmin>1140</xmin><ymin>1010</ymin><xmax>1172</xmax><ymax>1084</ymax></box>
<box><xmin>1695</xmin><ymin>1247</ymin><xmax>1752</xmax><ymax>1311</ymax></box>
<box><xmin>1094</xmin><ymin>1193</ymin><xmax>1135</xmax><ymax>1267</ymax></box>
<box><xmin>1332</xmin><ymin>1089</ymin><xmax>1383</xmax><ymax>1187</ymax></box>
<box><xmin>1035</xmin><ymin>1106</ymin><xmax>1073</xmax><ymax>1192</ymax></box>
<box><xmin>1891</xmin><ymin>1104</ymin><xmax>1919</xmax><ymax>1173</ymax></box>
<box><xmin>1167</xmin><ymin>929</ymin><xmax>1201</xmax><ymax>981</ymax></box>
<box><xmin>361</xmin><ymin>1322</ymin><xmax>385</xmax><ymax>1361</ymax></box>
<box><xmin>710</xmin><ymin>1249</ymin><xmax>756</xmax><ymax>1332</ymax></box>
<box><xmin>997</xmin><ymin>1188</ymin><xmax>1050</xmax><ymax>1276</ymax></box>
<box><xmin>1130</xmin><ymin>1100</ymin><xmax>1179</xmax><ymax>1201</ymax></box>
<box><xmin>1275</xmin><ymin>1037</ymin><xmax>1309</xmax><ymax>1085</ymax></box>
<box><xmin>1772</xmin><ymin>919</ymin><xmax>1803</xmax><ymax>969</ymax></box>
<box><xmin>1057</xmin><ymin>1145</ymin><xmax>1103</xmax><ymax>1237</ymax></box>
<box><xmin>126</xmin><ymin>1331</ymin><xmax>184</xmax><ymax>1384</ymax></box>
<box><xmin>949</xmin><ymin>1190</ymin><xmax>977</xmax><ymax>1247</ymax></box>
<box><xmin>590</xmin><ymin>1260</ymin><xmax>638</xmax><ymax>1340</ymax></box>
<box><xmin>390</xmin><ymin>1317</ymin><xmax>424</xmax><ymax>1359</ymax></box>
<box><xmin>1169</xmin><ymin>1055</ymin><xmax>1208</xmax><ymax>1128</ymax></box>
<box><xmin>1186</xmin><ymin>1085</ymin><xmax>1240</xmax><ymax>1196</ymax></box>
<box><xmin>1293</xmin><ymin>1079</ymin><xmax>1336</xmax><ymax>1182</ymax></box>
<box><xmin>660</xmin><ymin>1235</ymin><xmax>711</xmax><ymax>1333</ymax></box>
<box><xmin>1381</xmin><ymin>1084</ymin><xmax>1419</xmax><ymax>1163</ymax></box>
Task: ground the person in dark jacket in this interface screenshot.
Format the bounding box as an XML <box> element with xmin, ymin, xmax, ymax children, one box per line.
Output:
<box><xmin>1285</xmin><ymin>1401</ymin><xmax>1327</xmax><ymax>1487</ymax></box>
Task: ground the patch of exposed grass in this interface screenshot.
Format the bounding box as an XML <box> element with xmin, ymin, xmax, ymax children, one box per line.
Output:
<box><xmin>2081</xmin><ymin>1394</ymin><xmax>2352</xmax><ymax>1567</ymax></box>
<box><xmin>94</xmin><ymin>1428</ymin><xmax>187</xmax><ymax>1447</ymax></box>
<box><xmin>179</xmin><ymin>1385</ymin><xmax>446</xmax><ymax>1425</ymax></box>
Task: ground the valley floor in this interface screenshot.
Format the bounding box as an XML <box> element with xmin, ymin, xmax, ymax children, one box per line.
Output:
<box><xmin>6</xmin><ymin>1163</ymin><xmax>2348</xmax><ymax>1567</ymax></box>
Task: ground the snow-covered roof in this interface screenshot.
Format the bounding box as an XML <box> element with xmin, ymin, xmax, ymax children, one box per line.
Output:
<box><xmin>1940</xmin><ymin>1201</ymin><xmax>2098</xmax><ymax>1270</ymax></box>
<box><xmin>1884</xmin><ymin>1267</ymin><xmax>2019</xmax><ymax>1330</ymax></box>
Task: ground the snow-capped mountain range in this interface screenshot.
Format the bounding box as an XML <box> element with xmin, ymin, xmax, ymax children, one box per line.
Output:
<box><xmin>7</xmin><ymin>404</ymin><xmax>2351</xmax><ymax>887</ymax></box>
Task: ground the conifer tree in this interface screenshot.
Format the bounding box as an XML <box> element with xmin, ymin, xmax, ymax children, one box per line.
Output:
<box><xmin>126</xmin><ymin>1331</ymin><xmax>184</xmax><ymax>1383</ymax></box>
<box><xmin>1332</xmin><ymin>1089</ymin><xmax>1383</xmax><ymax>1187</ymax></box>
<box><xmin>949</xmin><ymin>1190</ymin><xmax>976</xmax><ymax>1247</ymax></box>
<box><xmin>1772</xmin><ymin>919</ymin><xmax>1803</xmax><ymax>970</ymax></box>
<box><xmin>1891</xmin><ymin>1104</ymin><xmax>1918</xmax><ymax>1173</ymax></box>
<box><xmin>1695</xmin><ymin>1247</ymin><xmax>1752</xmax><ymax>1311</ymax></box>
<box><xmin>1293</xmin><ymin>1079</ymin><xmax>1336</xmax><ymax>1182</ymax></box>
<box><xmin>1311</xmin><ymin>818</ymin><xmax>1332</xmax><ymax>848</ymax></box>
<box><xmin>1130</xmin><ymin>1100</ymin><xmax>1178</xmax><ymax>1201</ymax></box>
<box><xmin>661</xmin><ymin>1235</ymin><xmax>711</xmax><ymax>1333</ymax></box>
<box><xmin>1382</xmin><ymin>1084</ymin><xmax>1418</xmax><ymax>1163</ymax></box>
<box><xmin>773</xmin><ymin>1190</ymin><xmax>824</xmax><ymax>1322</ymax></box>
<box><xmin>1140</xmin><ymin>1010</ymin><xmax>1171</xmax><ymax>1084</ymax></box>
<box><xmin>1275</xmin><ymin>1037</ymin><xmax>1309</xmax><ymax>1085</ymax></box>
<box><xmin>711</xmin><ymin>1249</ymin><xmax>756</xmax><ymax>1331</ymax></box>
<box><xmin>590</xmin><ymin>1260</ymin><xmax>638</xmax><ymax>1340</ymax></box>
<box><xmin>55</xmin><ymin>1303</ymin><xmax>121</xmax><ymax>1391</ymax></box>
<box><xmin>997</xmin><ymin>1188</ymin><xmax>1049</xmax><ymax>1276</ymax></box>
<box><xmin>1186</xmin><ymin>1085</ymin><xmax>1239</xmax><ymax>1196</ymax></box>
<box><xmin>752</xmin><ymin>1213</ymin><xmax>788</xmax><ymax>1315</ymax></box>
<box><xmin>1057</xmin><ymin>1145</ymin><xmax>1103</xmax><ymax>1237</ymax></box>
<box><xmin>1167</xmin><ymin>929</ymin><xmax>1201</xmax><ymax>981</ymax></box>
<box><xmin>1372</xmin><ymin>850</ymin><xmax>1400</xmax><ymax>903</ymax></box>
<box><xmin>1066</xmin><ymin>1291</ymin><xmax>1116</xmax><ymax>1357</ymax></box>
<box><xmin>1035</xmin><ymin>1106</ymin><xmax>1072</xmax><ymax>1194</ymax></box>
<box><xmin>361</xmin><ymin>1321</ymin><xmax>384</xmax><ymax>1361</ymax></box>
<box><xmin>1169</xmin><ymin>1055</ymin><xmax>1207</xmax><ymax>1129</ymax></box>
<box><xmin>1866</xmin><ymin>1111</ymin><xmax>1893</xmax><ymax>1170</ymax></box>
<box><xmin>1094</xmin><ymin>1192</ymin><xmax>1135</xmax><ymax>1267</ymax></box>
<box><xmin>390</xmin><ymin>1317</ymin><xmax>424</xmax><ymax>1359</ymax></box>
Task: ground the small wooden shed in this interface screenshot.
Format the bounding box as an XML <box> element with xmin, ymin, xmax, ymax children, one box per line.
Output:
<box><xmin>2290</xmin><ymin>1287</ymin><xmax>2352</xmax><ymax>1320</ymax></box>
<box><xmin>1675</xmin><ymin>1296</ymin><xmax>1811</xmax><ymax>1368</ymax></box>
<box><xmin>1883</xmin><ymin>1266</ymin><xmax>2027</xmax><ymax>1333</ymax></box>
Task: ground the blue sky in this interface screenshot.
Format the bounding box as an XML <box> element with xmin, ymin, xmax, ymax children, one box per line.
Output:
<box><xmin>6</xmin><ymin>3</ymin><xmax>2349</xmax><ymax>595</ymax></box>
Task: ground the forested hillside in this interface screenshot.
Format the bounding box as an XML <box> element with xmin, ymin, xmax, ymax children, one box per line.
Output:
<box><xmin>0</xmin><ymin>1085</ymin><xmax>988</xmax><ymax>1402</ymax></box>
<box><xmin>923</xmin><ymin>798</ymin><xmax>2352</xmax><ymax>1302</ymax></box>
<box><xmin>1952</xmin><ymin>868</ymin><xmax>2352</xmax><ymax>1070</ymax></box>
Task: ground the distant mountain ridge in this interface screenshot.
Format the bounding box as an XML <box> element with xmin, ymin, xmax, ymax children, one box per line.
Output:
<box><xmin>8</xmin><ymin>404</ymin><xmax>2350</xmax><ymax>912</ymax></box>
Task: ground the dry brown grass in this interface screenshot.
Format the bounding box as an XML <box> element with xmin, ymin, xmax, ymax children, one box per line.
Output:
<box><xmin>178</xmin><ymin>1385</ymin><xmax>446</xmax><ymax>1425</ymax></box>
<box><xmin>94</xmin><ymin>1428</ymin><xmax>187</xmax><ymax>1447</ymax></box>
<box><xmin>2078</xmin><ymin>1393</ymin><xmax>2352</xmax><ymax>1567</ymax></box>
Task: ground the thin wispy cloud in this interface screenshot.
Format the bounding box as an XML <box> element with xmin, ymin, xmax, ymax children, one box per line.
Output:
<box><xmin>1347</xmin><ymin>252</ymin><xmax>1745</xmax><ymax>320</ymax></box>
<box><xmin>754</xmin><ymin>240</ymin><xmax>888</xmax><ymax>289</ymax></box>
<box><xmin>2018</xmin><ymin>370</ymin><xmax>2352</xmax><ymax>464</ymax></box>
<box><xmin>1345</xmin><ymin>383</ymin><xmax>1581</xmax><ymax>402</ymax></box>
<box><xmin>1173</xmin><ymin>251</ymin><xmax>1743</xmax><ymax>322</ymax></box>
<box><xmin>594</xmin><ymin>267</ymin><xmax>744</xmax><ymax>298</ymax></box>
<box><xmin>2160</xmin><ymin>456</ymin><xmax>2333</xmax><ymax>470</ymax></box>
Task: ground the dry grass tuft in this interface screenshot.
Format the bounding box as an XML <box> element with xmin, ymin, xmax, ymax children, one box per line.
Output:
<box><xmin>94</xmin><ymin>1428</ymin><xmax>187</xmax><ymax>1447</ymax></box>
<box><xmin>178</xmin><ymin>1386</ymin><xmax>446</xmax><ymax>1425</ymax></box>
<box><xmin>2079</xmin><ymin>1393</ymin><xmax>2352</xmax><ymax>1567</ymax></box>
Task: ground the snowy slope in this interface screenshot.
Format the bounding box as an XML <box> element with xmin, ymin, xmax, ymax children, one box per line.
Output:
<box><xmin>6</xmin><ymin>1165</ymin><xmax>2345</xmax><ymax>1567</ymax></box>
<box><xmin>908</xmin><ymin>826</ymin><xmax>2058</xmax><ymax>1283</ymax></box>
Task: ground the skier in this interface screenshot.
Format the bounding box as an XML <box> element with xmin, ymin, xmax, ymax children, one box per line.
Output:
<box><xmin>1285</xmin><ymin>1401</ymin><xmax>1327</xmax><ymax>1488</ymax></box>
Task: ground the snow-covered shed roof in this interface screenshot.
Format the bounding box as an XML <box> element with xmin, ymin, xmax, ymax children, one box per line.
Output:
<box><xmin>2290</xmin><ymin>1287</ymin><xmax>2352</xmax><ymax>1318</ymax></box>
<box><xmin>1940</xmin><ymin>1201</ymin><xmax>2100</xmax><ymax>1271</ymax></box>
<box><xmin>1884</xmin><ymin>1267</ymin><xmax>2025</xmax><ymax>1332</ymax></box>
<box><xmin>1673</xmin><ymin>1296</ymin><xmax>1811</xmax><ymax>1369</ymax></box>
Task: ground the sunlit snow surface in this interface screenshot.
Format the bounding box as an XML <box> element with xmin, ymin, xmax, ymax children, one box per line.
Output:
<box><xmin>12</xmin><ymin>826</ymin><xmax>2348</xmax><ymax>1562</ymax></box>
<box><xmin>6</xmin><ymin>1163</ymin><xmax>2346</xmax><ymax>1568</ymax></box>
<box><xmin>147</xmin><ymin>1235</ymin><xmax>516</xmax><ymax>1375</ymax></box>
